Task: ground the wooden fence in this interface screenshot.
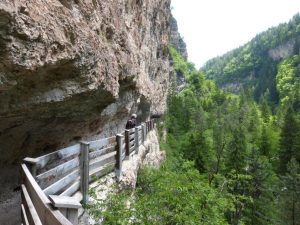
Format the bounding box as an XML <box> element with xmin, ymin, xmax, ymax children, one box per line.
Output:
<box><xmin>21</xmin><ymin>119</ymin><xmax>155</xmax><ymax>225</ymax></box>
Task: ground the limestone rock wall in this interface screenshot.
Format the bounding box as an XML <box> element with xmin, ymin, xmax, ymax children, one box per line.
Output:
<box><xmin>0</xmin><ymin>0</ymin><xmax>171</xmax><ymax>164</ymax></box>
<box><xmin>268</xmin><ymin>38</ymin><xmax>296</xmax><ymax>60</ymax></box>
<box><xmin>169</xmin><ymin>14</ymin><xmax>187</xmax><ymax>93</ymax></box>
<box><xmin>169</xmin><ymin>14</ymin><xmax>187</xmax><ymax>60</ymax></box>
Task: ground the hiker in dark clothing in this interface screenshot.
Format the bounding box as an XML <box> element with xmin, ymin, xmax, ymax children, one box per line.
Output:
<box><xmin>125</xmin><ymin>114</ymin><xmax>137</xmax><ymax>129</ymax></box>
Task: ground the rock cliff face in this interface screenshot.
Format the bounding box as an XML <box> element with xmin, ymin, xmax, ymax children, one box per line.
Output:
<box><xmin>169</xmin><ymin>15</ymin><xmax>187</xmax><ymax>60</ymax></box>
<box><xmin>268</xmin><ymin>38</ymin><xmax>296</xmax><ymax>60</ymax></box>
<box><xmin>0</xmin><ymin>0</ymin><xmax>171</xmax><ymax>164</ymax></box>
<box><xmin>169</xmin><ymin>15</ymin><xmax>187</xmax><ymax>92</ymax></box>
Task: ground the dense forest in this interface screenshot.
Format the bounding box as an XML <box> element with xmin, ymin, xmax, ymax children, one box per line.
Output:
<box><xmin>87</xmin><ymin>19</ymin><xmax>300</xmax><ymax>224</ymax></box>
<box><xmin>203</xmin><ymin>13</ymin><xmax>300</xmax><ymax>104</ymax></box>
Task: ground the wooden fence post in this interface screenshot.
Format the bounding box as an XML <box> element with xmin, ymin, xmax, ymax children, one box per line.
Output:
<box><xmin>80</xmin><ymin>141</ymin><xmax>89</xmax><ymax>205</ymax></box>
<box><xmin>116</xmin><ymin>134</ymin><xmax>123</xmax><ymax>179</ymax></box>
<box><xmin>135</xmin><ymin>127</ymin><xmax>139</xmax><ymax>154</ymax></box>
<box><xmin>23</xmin><ymin>157</ymin><xmax>38</xmax><ymax>178</ymax></box>
<box><xmin>125</xmin><ymin>129</ymin><xmax>130</xmax><ymax>159</ymax></box>
<box><xmin>141</xmin><ymin>123</ymin><xmax>145</xmax><ymax>144</ymax></box>
<box><xmin>146</xmin><ymin>121</ymin><xmax>149</xmax><ymax>133</ymax></box>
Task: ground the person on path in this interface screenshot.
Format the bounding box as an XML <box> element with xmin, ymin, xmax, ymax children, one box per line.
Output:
<box><xmin>125</xmin><ymin>114</ymin><xmax>137</xmax><ymax>129</ymax></box>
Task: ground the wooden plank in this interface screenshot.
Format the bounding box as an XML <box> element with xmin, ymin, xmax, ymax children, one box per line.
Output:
<box><xmin>21</xmin><ymin>164</ymin><xmax>72</xmax><ymax>225</ymax></box>
<box><xmin>89</xmin><ymin>139</ymin><xmax>108</xmax><ymax>150</ymax></box>
<box><xmin>129</xmin><ymin>133</ymin><xmax>135</xmax><ymax>140</ymax></box>
<box><xmin>49</xmin><ymin>195</ymin><xmax>81</xmax><ymax>209</ymax></box>
<box><xmin>60</xmin><ymin>179</ymin><xmax>80</xmax><ymax>197</ymax></box>
<box><xmin>89</xmin><ymin>162</ymin><xmax>115</xmax><ymax>180</ymax></box>
<box><xmin>21</xmin><ymin>185</ymin><xmax>43</xmax><ymax>225</ymax></box>
<box><xmin>89</xmin><ymin>137</ymin><xmax>116</xmax><ymax>150</ymax></box>
<box><xmin>89</xmin><ymin>151</ymin><xmax>116</xmax><ymax>172</ymax></box>
<box><xmin>130</xmin><ymin>145</ymin><xmax>135</xmax><ymax>153</ymax></box>
<box><xmin>89</xmin><ymin>145</ymin><xmax>115</xmax><ymax>161</ymax></box>
<box><xmin>130</xmin><ymin>140</ymin><xmax>135</xmax><ymax>148</ymax></box>
<box><xmin>35</xmin><ymin>144</ymin><xmax>81</xmax><ymax>173</ymax></box>
<box><xmin>36</xmin><ymin>157</ymin><xmax>80</xmax><ymax>189</ymax></box>
<box><xmin>43</xmin><ymin>169</ymin><xmax>80</xmax><ymax>196</ymax></box>
<box><xmin>21</xmin><ymin>204</ymin><xmax>29</xmax><ymax>225</ymax></box>
<box><xmin>49</xmin><ymin>195</ymin><xmax>80</xmax><ymax>225</ymax></box>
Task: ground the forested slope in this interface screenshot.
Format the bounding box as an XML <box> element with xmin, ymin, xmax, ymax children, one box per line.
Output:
<box><xmin>202</xmin><ymin>13</ymin><xmax>300</xmax><ymax>104</ymax></box>
<box><xmin>88</xmin><ymin>47</ymin><xmax>300</xmax><ymax>225</ymax></box>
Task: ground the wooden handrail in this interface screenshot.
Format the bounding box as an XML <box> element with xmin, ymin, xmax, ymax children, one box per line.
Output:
<box><xmin>20</xmin><ymin>120</ymin><xmax>155</xmax><ymax>225</ymax></box>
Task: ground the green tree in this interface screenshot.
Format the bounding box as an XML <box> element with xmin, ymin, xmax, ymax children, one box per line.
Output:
<box><xmin>226</xmin><ymin>126</ymin><xmax>247</xmax><ymax>173</ymax></box>
<box><xmin>279</xmin><ymin>158</ymin><xmax>300</xmax><ymax>225</ymax></box>
<box><xmin>260</xmin><ymin>125</ymin><xmax>272</xmax><ymax>157</ymax></box>
<box><xmin>259</xmin><ymin>95</ymin><xmax>272</xmax><ymax>123</ymax></box>
<box><xmin>279</xmin><ymin>107</ymin><xmax>299</xmax><ymax>173</ymax></box>
<box><xmin>244</xmin><ymin>148</ymin><xmax>280</xmax><ymax>225</ymax></box>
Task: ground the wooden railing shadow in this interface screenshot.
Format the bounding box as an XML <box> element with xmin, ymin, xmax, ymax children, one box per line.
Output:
<box><xmin>20</xmin><ymin>120</ymin><xmax>155</xmax><ymax>225</ymax></box>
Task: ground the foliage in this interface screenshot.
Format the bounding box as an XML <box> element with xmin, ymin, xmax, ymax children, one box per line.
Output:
<box><xmin>279</xmin><ymin>158</ymin><xmax>300</xmax><ymax>225</ymax></box>
<box><xmin>276</xmin><ymin>55</ymin><xmax>300</xmax><ymax>104</ymax></box>
<box><xmin>202</xmin><ymin>13</ymin><xmax>300</xmax><ymax>104</ymax></box>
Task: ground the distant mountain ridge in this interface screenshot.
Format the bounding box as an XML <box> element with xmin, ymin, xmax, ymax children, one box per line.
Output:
<box><xmin>202</xmin><ymin>13</ymin><xmax>300</xmax><ymax>102</ymax></box>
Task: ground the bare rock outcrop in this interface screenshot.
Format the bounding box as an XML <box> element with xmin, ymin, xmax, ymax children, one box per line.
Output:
<box><xmin>169</xmin><ymin>14</ymin><xmax>188</xmax><ymax>60</ymax></box>
<box><xmin>268</xmin><ymin>38</ymin><xmax>296</xmax><ymax>60</ymax></box>
<box><xmin>169</xmin><ymin>14</ymin><xmax>187</xmax><ymax>92</ymax></box>
<box><xmin>120</xmin><ymin>128</ymin><xmax>165</xmax><ymax>189</ymax></box>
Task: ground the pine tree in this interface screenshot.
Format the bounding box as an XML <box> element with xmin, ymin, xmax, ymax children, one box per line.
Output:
<box><xmin>226</xmin><ymin>125</ymin><xmax>247</xmax><ymax>173</ymax></box>
<box><xmin>260</xmin><ymin>95</ymin><xmax>272</xmax><ymax>123</ymax></box>
<box><xmin>279</xmin><ymin>107</ymin><xmax>299</xmax><ymax>173</ymax></box>
<box><xmin>279</xmin><ymin>158</ymin><xmax>300</xmax><ymax>225</ymax></box>
<box><xmin>244</xmin><ymin>148</ymin><xmax>279</xmax><ymax>225</ymax></box>
<box><xmin>260</xmin><ymin>125</ymin><xmax>272</xmax><ymax>157</ymax></box>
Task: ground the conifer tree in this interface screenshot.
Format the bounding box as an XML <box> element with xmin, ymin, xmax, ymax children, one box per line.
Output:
<box><xmin>226</xmin><ymin>125</ymin><xmax>247</xmax><ymax>173</ymax></box>
<box><xmin>279</xmin><ymin>107</ymin><xmax>299</xmax><ymax>173</ymax></box>
<box><xmin>279</xmin><ymin>158</ymin><xmax>300</xmax><ymax>225</ymax></box>
<box><xmin>245</xmin><ymin>148</ymin><xmax>279</xmax><ymax>225</ymax></box>
<box><xmin>260</xmin><ymin>125</ymin><xmax>272</xmax><ymax>157</ymax></box>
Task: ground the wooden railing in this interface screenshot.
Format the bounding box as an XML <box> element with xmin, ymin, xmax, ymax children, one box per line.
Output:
<box><xmin>21</xmin><ymin>119</ymin><xmax>155</xmax><ymax>225</ymax></box>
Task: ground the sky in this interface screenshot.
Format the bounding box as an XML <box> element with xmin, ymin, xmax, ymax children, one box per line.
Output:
<box><xmin>171</xmin><ymin>0</ymin><xmax>300</xmax><ymax>68</ymax></box>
